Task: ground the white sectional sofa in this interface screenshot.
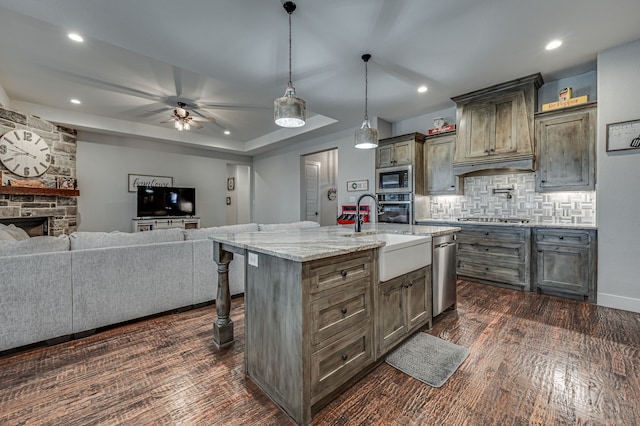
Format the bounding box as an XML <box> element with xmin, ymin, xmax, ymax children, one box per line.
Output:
<box><xmin>0</xmin><ymin>221</ymin><xmax>319</xmax><ymax>352</ymax></box>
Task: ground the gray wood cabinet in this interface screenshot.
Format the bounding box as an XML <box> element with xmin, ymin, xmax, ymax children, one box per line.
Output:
<box><xmin>452</xmin><ymin>74</ymin><xmax>543</xmax><ymax>175</ymax></box>
<box><xmin>376</xmin><ymin>139</ymin><xmax>413</xmax><ymax>168</ymax></box>
<box><xmin>376</xmin><ymin>133</ymin><xmax>426</xmax><ymax>195</ymax></box>
<box><xmin>425</xmin><ymin>132</ymin><xmax>462</xmax><ymax>195</ymax></box>
<box><xmin>245</xmin><ymin>250</ymin><xmax>375</xmax><ymax>425</ymax></box>
<box><xmin>375</xmin><ymin>266</ymin><xmax>431</xmax><ymax>358</ymax></box>
<box><xmin>533</xmin><ymin>228</ymin><xmax>597</xmax><ymax>302</ymax></box>
<box><xmin>455</xmin><ymin>225</ymin><xmax>531</xmax><ymax>291</ymax></box>
<box><xmin>535</xmin><ymin>103</ymin><xmax>596</xmax><ymax>192</ymax></box>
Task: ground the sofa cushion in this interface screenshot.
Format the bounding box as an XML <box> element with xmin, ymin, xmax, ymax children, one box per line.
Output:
<box><xmin>70</xmin><ymin>228</ymin><xmax>184</xmax><ymax>250</ymax></box>
<box><xmin>4</xmin><ymin>224</ymin><xmax>31</xmax><ymax>241</ymax></box>
<box><xmin>0</xmin><ymin>228</ymin><xmax>17</xmax><ymax>242</ymax></box>
<box><xmin>183</xmin><ymin>223</ymin><xmax>259</xmax><ymax>241</ymax></box>
<box><xmin>0</xmin><ymin>235</ymin><xmax>70</xmax><ymax>257</ymax></box>
<box><xmin>258</xmin><ymin>221</ymin><xmax>320</xmax><ymax>231</ymax></box>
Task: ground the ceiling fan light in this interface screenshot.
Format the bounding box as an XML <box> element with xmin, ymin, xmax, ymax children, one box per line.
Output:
<box><xmin>174</xmin><ymin>120</ymin><xmax>180</xmax><ymax>129</ymax></box>
<box><xmin>355</xmin><ymin>119</ymin><xmax>379</xmax><ymax>149</ymax></box>
<box><xmin>184</xmin><ymin>122</ymin><xmax>190</xmax><ymax>131</ymax></box>
<box><xmin>274</xmin><ymin>83</ymin><xmax>306</xmax><ymax>128</ymax></box>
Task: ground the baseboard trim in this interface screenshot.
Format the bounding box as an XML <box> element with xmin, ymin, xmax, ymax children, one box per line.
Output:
<box><xmin>597</xmin><ymin>293</ymin><xmax>640</xmax><ymax>314</ymax></box>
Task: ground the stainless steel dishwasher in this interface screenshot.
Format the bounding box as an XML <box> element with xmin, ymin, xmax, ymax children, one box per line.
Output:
<box><xmin>432</xmin><ymin>233</ymin><xmax>457</xmax><ymax>317</ymax></box>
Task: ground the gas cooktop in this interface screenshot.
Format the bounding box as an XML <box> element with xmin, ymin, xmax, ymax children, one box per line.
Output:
<box><xmin>457</xmin><ymin>217</ymin><xmax>531</xmax><ymax>224</ymax></box>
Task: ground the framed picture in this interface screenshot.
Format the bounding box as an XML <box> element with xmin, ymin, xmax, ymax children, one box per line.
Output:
<box><xmin>347</xmin><ymin>179</ymin><xmax>368</xmax><ymax>192</ymax></box>
<box><xmin>606</xmin><ymin>118</ymin><xmax>640</xmax><ymax>152</ymax></box>
<box><xmin>128</xmin><ymin>174</ymin><xmax>173</xmax><ymax>192</ymax></box>
<box><xmin>56</xmin><ymin>177</ymin><xmax>77</xmax><ymax>189</ymax></box>
<box><xmin>227</xmin><ymin>177</ymin><xmax>235</xmax><ymax>191</ymax></box>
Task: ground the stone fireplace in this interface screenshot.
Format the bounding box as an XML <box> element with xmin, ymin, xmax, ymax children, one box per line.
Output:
<box><xmin>0</xmin><ymin>107</ymin><xmax>78</xmax><ymax>236</ymax></box>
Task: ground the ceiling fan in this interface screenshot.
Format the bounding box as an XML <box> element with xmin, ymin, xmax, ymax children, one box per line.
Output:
<box><xmin>160</xmin><ymin>102</ymin><xmax>215</xmax><ymax>131</ymax></box>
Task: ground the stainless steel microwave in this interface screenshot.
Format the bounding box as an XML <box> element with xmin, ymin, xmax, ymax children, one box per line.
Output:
<box><xmin>375</xmin><ymin>165</ymin><xmax>412</xmax><ymax>193</ymax></box>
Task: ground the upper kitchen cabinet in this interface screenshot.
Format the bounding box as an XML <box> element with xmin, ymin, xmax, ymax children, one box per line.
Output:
<box><xmin>376</xmin><ymin>132</ymin><xmax>426</xmax><ymax>194</ymax></box>
<box><xmin>376</xmin><ymin>134</ymin><xmax>425</xmax><ymax>168</ymax></box>
<box><xmin>535</xmin><ymin>103</ymin><xmax>596</xmax><ymax>192</ymax></box>
<box><xmin>451</xmin><ymin>73</ymin><xmax>543</xmax><ymax>175</ymax></box>
<box><xmin>425</xmin><ymin>132</ymin><xmax>463</xmax><ymax>195</ymax></box>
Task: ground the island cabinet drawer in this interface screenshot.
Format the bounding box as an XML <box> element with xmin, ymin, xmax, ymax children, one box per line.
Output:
<box><xmin>457</xmin><ymin>226</ymin><xmax>527</xmax><ymax>243</ymax></box>
<box><xmin>535</xmin><ymin>229</ymin><xmax>592</xmax><ymax>245</ymax></box>
<box><xmin>458</xmin><ymin>258</ymin><xmax>526</xmax><ymax>286</ymax></box>
<box><xmin>311</xmin><ymin>282</ymin><xmax>371</xmax><ymax>347</ymax></box>
<box><xmin>310</xmin><ymin>325</ymin><xmax>373</xmax><ymax>405</ymax></box>
<box><xmin>308</xmin><ymin>252</ymin><xmax>372</xmax><ymax>295</ymax></box>
<box><xmin>457</xmin><ymin>241</ymin><xmax>526</xmax><ymax>262</ymax></box>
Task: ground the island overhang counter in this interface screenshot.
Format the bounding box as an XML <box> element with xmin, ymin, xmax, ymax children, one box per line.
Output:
<box><xmin>209</xmin><ymin>224</ymin><xmax>459</xmax><ymax>425</ymax></box>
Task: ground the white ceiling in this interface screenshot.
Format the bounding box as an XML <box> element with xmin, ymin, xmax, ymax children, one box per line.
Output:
<box><xmin>1</xmin><ymin>0</ymin><xmax>639</xmax><ymax>156</ymax></box>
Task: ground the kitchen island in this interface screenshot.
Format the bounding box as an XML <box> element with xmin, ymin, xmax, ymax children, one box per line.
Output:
<box><xmin>209</xmin><ymin>224</ymin><xmax>458</xmax><ymax>425</ymax></box>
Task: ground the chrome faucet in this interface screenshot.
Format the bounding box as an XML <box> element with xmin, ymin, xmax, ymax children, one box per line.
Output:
<box><xmin>355</xmin><ymin>193</ymin><xmax>380</xmax><ymax>233</ymax></box>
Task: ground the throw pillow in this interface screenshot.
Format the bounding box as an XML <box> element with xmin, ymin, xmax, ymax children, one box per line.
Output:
<box><xmin>5</xmin><ymin>224</ymin><xmax>30</xmax><ymax>241</ymax></box>
<box><xmin>0</xmin><ymin>229</ymin><xmax>17</xmax><ymax>242</ymax></box>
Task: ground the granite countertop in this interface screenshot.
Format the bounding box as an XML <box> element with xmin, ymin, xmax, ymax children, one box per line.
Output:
<box><xmin>415</xmin><ymin>218</ymin><xmax>597</xmax><ymax>230</ymax></box>
<box><xmin>209</xmin><ymin>223</ymin><xmax>460</xmax><ymax>262</ymax></box>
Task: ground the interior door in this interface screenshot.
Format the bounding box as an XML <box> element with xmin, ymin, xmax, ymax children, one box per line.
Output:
<box><xmin>305</xmin><ymin>161</ymin><xmax>321</xmax><ymax>223</ymax></box>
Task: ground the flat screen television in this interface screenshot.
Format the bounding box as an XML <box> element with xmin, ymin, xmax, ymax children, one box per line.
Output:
<box><xmin>136</xmin><ymin>186</ymin><xmax>196</xmax><ymax>217</ymax></box>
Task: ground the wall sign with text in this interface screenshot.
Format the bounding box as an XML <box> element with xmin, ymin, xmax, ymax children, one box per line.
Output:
<box><xmin>606</xmin><ymin>118</ymin><xmax>640</xmax><ymax>152</ymax></box>
<box><xmin>128</xmin><ymin>174</ymin><xmax>173</xmax><ymax>192</ymax></box>
<box><xmin>347</xmin><ymin>180</ymin><xmax>368</xmax><ymax>192</ymax></box>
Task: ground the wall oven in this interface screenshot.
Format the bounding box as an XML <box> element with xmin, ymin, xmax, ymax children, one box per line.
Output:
<box><xmin>376</xmin><ymin>165</ymin><xmax>412</xmax><ymax>193</ymax></box>
<box><xmin>377</xmin><ymin>193</ymin><xmax>413</xmax><ymax>224</ymax></box>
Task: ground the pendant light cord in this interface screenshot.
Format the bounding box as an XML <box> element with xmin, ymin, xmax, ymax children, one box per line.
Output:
<box><xmin>364</xmin><ymin>59</ymin><xmax>369</xmax><ymax>121</ymax></box>
<box><xmin>288</xmin><ymin>13</ymin><xmax>292</xmax><ymax>85</ymax></box>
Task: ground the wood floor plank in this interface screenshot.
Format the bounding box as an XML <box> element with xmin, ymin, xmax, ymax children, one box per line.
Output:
<box><xmin>1</xmin><ymin>281</ymin><xmax>640</xmax><ymax>425</ymax></box>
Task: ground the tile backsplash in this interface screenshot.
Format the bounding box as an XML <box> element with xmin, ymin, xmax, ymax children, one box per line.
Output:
<box><xmin>430</xmin><ymin>173</ymin><xmax>596</xmax><ymax>224</ymax></box>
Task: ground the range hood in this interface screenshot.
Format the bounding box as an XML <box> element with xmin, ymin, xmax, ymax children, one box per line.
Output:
<box><xmin>451</xmin><ymin>73</ymin><xmax>543</xmax><ymax>176</ymax></box>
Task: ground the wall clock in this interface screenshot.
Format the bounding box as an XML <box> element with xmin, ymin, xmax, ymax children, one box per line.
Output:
<box><xmin>0</xmin><ymin>130</ymin><xmax>52</xmax><ymax>177</ymax></box>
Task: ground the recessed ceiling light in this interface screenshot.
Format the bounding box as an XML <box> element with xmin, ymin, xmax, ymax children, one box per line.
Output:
<box><xmin>545</xmin><ymin>40</ymin><xmax>562</xmax><ymax>50</ymax></box>
<box><xmin>70</xmin><ymin>99</ymin><xmax>81</xmax><ymax>104</ymax></box>
<box><xmin>68</xmin><ymin>32</ymin><xmax>84</xmax><ymax>43</ymax></box>
<box><xmin>417</xmin><ymin>86</ymin><xmax>428</xmax><ymax>93</ymax></box>
<box><xmin>224</xmin><ymin>130</ymin><xmax>231</xmax><ymax>135</ymax></box>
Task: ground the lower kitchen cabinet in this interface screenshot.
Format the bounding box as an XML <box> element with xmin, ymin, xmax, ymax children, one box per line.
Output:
<box><xmin>532</xmin><ymin>228</ymin><xmax>597</xmax><ymax>302</ymax></box>
<box><xmin>375</xmin><ymin>266</ymin><xmax>431</xmax><ymax>358</ymax></box>
<box><xmin>455</xmin><ymin>225</ymin><xmax>531</xmax><ymax>291</ymax></box>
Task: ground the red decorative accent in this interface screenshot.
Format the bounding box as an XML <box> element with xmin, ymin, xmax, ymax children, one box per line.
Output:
<box><xmin>337</xmin><ymin>205</ymin><xmax>370</xmax><ymax>225</ymax></box>
<box><xmin>428</xmin><ymin>124</ymin><xmax>456</xmax><ymax>135</ymax></box>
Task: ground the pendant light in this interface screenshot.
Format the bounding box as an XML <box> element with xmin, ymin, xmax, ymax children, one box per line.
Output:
<box><xmin>274</xmin><ymin>1</ymin><xmax>306</xmax><ymax>128</ymax></box>
<box><xmin>354</xmin><ymin>54</ymin><xmax>378</xmax><ymax>149</ymax></box>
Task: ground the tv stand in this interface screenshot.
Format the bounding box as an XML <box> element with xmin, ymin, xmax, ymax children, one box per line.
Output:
<box><xmin>132</xmin><ymin>217</ymin><xmax>200</xmax><ymax>232</ymax></box>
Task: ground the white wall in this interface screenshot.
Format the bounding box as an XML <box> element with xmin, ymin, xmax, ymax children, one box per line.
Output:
<box><xmin>76</xmin><ymin>132</ymin><xmax>250</xmax><ymax>232</ymax></box>
<box><xmin>596</xmin><ymin>39</ymin><xmax>640</xmax><ymax>313</ymax></box>
<box><xmin>253</xmin><ymin>118</ymin><xmax>390</xmax><ymax>225</ymax></box>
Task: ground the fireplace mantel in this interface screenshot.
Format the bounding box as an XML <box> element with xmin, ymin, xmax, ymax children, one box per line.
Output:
<box><xmin>0</xmin><ymin>186</ymin><xmax>79</xmax><ymax>197</ymax></box>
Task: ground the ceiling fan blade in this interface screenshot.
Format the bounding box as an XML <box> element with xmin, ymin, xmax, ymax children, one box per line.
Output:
<box><xmin>191</xmin><ymin>116</ymin><xmax>215</xmax><ymax>122</ymax></box>
<box><xmin>172</xmin><ymin>65</ymin><xmax>183</xmax><ymax>98</ymax></box>
<box><xmin>160</xmin><ymin>118</ymin><xmax>176</xmax><ymax>123</ymax></box>
<box><xmin>190</xmin><ymin>121</ymin><xmax>204</xmax><ymax>129</ymax></box>
<box><xmin>197</xmin><ymin>103</ymin><xmax>270</xmax><ymax>111</ymax></box>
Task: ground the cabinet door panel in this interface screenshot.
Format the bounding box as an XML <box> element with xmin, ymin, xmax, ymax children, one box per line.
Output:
<box><xmin>536</xmin><ymin>246</ymin><xmax>589</xmax><ymax>294</ymax></box>
<box><xmin>493</xmin><ymin>97</ymin><xmax>518</xmax><ymax>155</ymax></box>
<box><xmin>377</xmin><ymin>277</ymin><xmax>406</xmax><ymax>355</ymax></box>
<box><xmin>466</xmin><ymin>104</ymin><xmax>492</xmax><ymax>158</ymax></box>
<box><xmin>427</xmin><ymin>134</ymin><xmax>459</xmax><ymax>195</ymax></box>
<box><xmin>393</xmin><ymin>141</ymin><xmax>413</xmax><ymax>166</ymax></box>
<box><xmin>406</xmin><ymin>271</ymin><xmax>429</xmax><ymax>331</ymax></box>
<box><xmin>377</xmin><ymin>144</ymin><xmax>394</xmax><ymax>168</ymax></box>
<box><xmin>536</xmin><ymin>109</ymin><xmax>593</xmax><ymax>191</ymax></box>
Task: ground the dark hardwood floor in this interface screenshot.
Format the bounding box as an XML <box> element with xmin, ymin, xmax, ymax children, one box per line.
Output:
<box><xmin>1</xmin><ymin>280</ymin><xmax>639</xmax><ymax>425</ymax></box>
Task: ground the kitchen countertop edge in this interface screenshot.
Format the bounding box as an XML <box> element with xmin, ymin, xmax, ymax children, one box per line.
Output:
<box><xmin>415</xmin><ymin>218</ymin><xmax>597</xmax><ymax>230</ymax></box>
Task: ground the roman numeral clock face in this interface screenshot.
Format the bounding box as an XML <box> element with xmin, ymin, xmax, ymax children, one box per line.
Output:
<box><xmin>0</xmin><ymin>130</ymin><xmax>52</xmax><ymax>177</ymax></box>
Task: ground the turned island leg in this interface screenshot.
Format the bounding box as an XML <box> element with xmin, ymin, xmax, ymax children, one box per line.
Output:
<box><xmin>213</xmin><ymin>242</ymin><xmax>234</xmax><ymax>349</ymax></box>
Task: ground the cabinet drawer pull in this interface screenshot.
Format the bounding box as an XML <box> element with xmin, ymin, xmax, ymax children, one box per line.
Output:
<box><xmin>559</xmin><ymin>236</ymin><xmax>564</xmax><ymax>240</ymax></box>
<box><xmin>341</xmin><ymin>354</ymin><xmax>348</xmax><ymax>361</ymax></box>
<box><xmin>541</xmin><ymin>180</ymin><xmax>547</xmax><ymax>183</ymax></box>
<box><xmin>485</xmin><ymin>248</ymin><xmax>489</xmax><ymax>251</ymax></box>
<box><xmin>484</xmin><ymin>150</ymin><xmax>490</xmax><ymax>154</ymax></box>
<box><xmin>485</xmin><ymin>232</ymin><xmax>489</xmax><ymax>236</ymax></box>
<box><xmin>340</xmin><ymin>270</ymin><xmax>347</xmax><ymax>278</ymax></box>
<box><xmin>490</xmin><ymin>149</ymin><xmax>495</xmax><ymax>152</ymax></box>
<box><xmin>408</xmin><ymin>281</ymin><xmax>413</xmax><ymax>287</ymax></box>
<box><xmin>485</xmin><ymin>267</ymin><xmax>489</xmax><ymax>271</ymax></box>
<box><xmin>341</xmin><ymin>307</ymin><xmax>348</xmax><ymax>315</ymax></box>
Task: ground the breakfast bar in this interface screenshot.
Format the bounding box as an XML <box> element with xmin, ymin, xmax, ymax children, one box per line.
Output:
<box><xmin>209</xmin><ymin>224</ymin><xmax>458</xmax><ymax>425</ymax></box>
